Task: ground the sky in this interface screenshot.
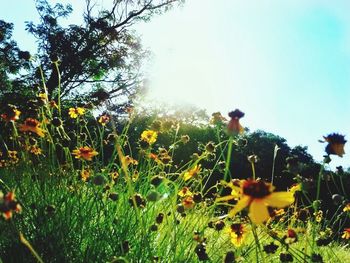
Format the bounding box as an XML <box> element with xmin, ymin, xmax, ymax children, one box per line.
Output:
<box><xmin>1</xmin><ymin>0</ymin><xmax>349</xmax><ymax>168</ymax></box>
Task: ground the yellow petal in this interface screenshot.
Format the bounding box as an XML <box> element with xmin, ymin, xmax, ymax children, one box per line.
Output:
<box><xmin>249</xmin><ymin>199</ymin><xmax>269</xmax><ymax>224</ymax></box>
<box><xmin>228</xmin><ymin>195</ymin><xmax>250</xmax><ymax>217</ymax></box>
<box><xmin>264</xmin><ymin>192</ymin><xmax>295</xmax><ymax>208</ymax></box>
<box><xmin>216</xmin><ymin>195</ymin><xmax>236</xmax><ymax>202</ymax></box>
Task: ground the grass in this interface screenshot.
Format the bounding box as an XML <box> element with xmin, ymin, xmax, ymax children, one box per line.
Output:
<box><xmin>0</xmin><ymin>98</ymin><xmax>350</xmax><ymax>262</ymax></box>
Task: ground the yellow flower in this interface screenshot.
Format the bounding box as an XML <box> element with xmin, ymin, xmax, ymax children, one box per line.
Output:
<box><xmin>38</xmin><ymin>92</ymin><xmax>48</xmax><ymax>101</ymax></box>
<box><xmin>343</xmin><ymin>203</ymin><xmax>350</xmax><ymax>212</ymax></box>
<box><xmin>225</xmin><ymin>223</ymin><xmax>246</xmax><ymax>247</ymax></box>
<box><xmin>27</xmin><ymin>146</ymin><xmax>42</xmax><ymax>155</ymax></box>
<box><xmin>68</xmin><ymin>107</ymin><xmax>85</xmax><ymax>118</ymax></box>
<box><xmin>1</xmin><ymin>108</ymin><xmax>21</xmax><ymax>122</ymax></box>
<box><xmin>182</xmin><ymin>196</ymin><xmax>195</xmax><ymax>209</ymax></box>
<box><xmin>314</xmin><ymin>210</ymin><xmax>323</xmax><ymax>223</ymax></box>
<box><xmin>342</xmin><ymin>228</ymin><xmax>350</xmax><ymax>239</ymax></box>
<box><xmin>183</xmin><ymin>164</ymin><xmax>201</xmax><ymax>181</ymax></box>
<box><xmin>72</xmin><ymin>146</ymin><xmax>98</xmax><ymax>161</ymax></box>
<box><xmin>81</xmin><ymin>169</ymin><xmax>91</xmax><ymax>182</ymax></box>
<box><xmin>98</xmin><ymin>114</ymin><xmax>110</xmax><ymax>126</ymax></box>
<box><xmin>140</xmin><ymin>130</ymin><xmax>158</xmax><ymax>145</ymax></box>
<box><xmin>178</xmin><ymin>187</ymin><xmax>193</xmax><ymax>197</ymax></box>
<box><xmin>222</xmin><ymin>179</ymin><xmax>294</xmax><ymax>224</ymax></box>
<box><xmin>110</xmin><ymin>171</ymin><xmax>119</xmax><ymax>180</ymax></box>
<box><xmin>19</xmin><ymin>118</ymin><xmax>45</xmax><ymax>137</ymax></box>
<box><xmin>122</xmin><ymin>155</ymin><xmax>138</xmax><ymax>166</ymax></box>
<box><xmin>289</xmin><ymin>183</ymin><xmax>302</xmax><ymax>195</ymax></box>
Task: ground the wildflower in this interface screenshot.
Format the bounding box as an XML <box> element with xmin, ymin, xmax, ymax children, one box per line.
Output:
<box><xmin>27</xmin><ymin>146</ymin><xmax>42</xmax><ymax>155</ymax></box>
<box><xmin>210</xmin><ymin>112</ymin><xmax>227</xmax><ymax>125</ymax></box>
<box><xmin>183</xmin><ymin>165</ymin><xmax>201</xmax><ymax>181</ymax></box>
<box><xmin>193</xmin><ymin>192</ymin><xmax>203</xmax><ymax>203</ymax></box>
<box><xmin>38</xmin><ymin>92</ymin><xmax>48</xmax><ymax>102</ymax></box>
<box><xmin>68</xmin><ymin>107</ymin><xmax>85</xmax><ymax>118</ymax></box>
<box><xmin>19</xmin><ymin>118</ymin><xmax>45</xmax><ymax>137</ymax></box>
<box><xmin>141</xmin><ymin>130</ymin><xmax>158</xmax><ymax>145</ymax></box>
<box><xmin>178</xmin><ymin>187</ymin><xmax>193</xmax><ymax>197</ymax></box>
<box><xmin>150</xmin><ymin>175</ymin><xmax>164</xmax><ymax>187</ymax></box>
<box><xmin>81</xmin><ymin>169</ymin><xmax>91</xmax><ymax>182</ymax></box>
<box><xmin>213</xmin><ymin>220</ymin><xmax>225</xmax><ymax>231</ymax></box>
<box><xmin>72</xmin><ymin>146</ymin><xmax>98</xmax><ymax>161</ymax></box>
<box><xmin>98</xmin><ymin>114</ymin><xmax>110</xmax><ymax>126</ymax></box>
<box><xmin>226</xmin><ymin>223</ymin><xmax>246</xmax><ymax>247</ymax></box>
<box><xmin>227</xmin><ymin>109</ymin><xmax>244</xmax><ymax>135</ymax></box>
<box><xmin>181</xmin><ymin>135</ymin><xmax>190</xmax><ymax>144</ymax></box>
<box><xmin>182</xmin><ymin>196</ymin><xmax>195</xmax><ymax>209</ymax></box>
<box><xmin>129</xmin><ymin>193</ymin><xmax>146</xmax><ymax>208</ymax></box>
<box><xmin>205</xmin><ymin>142</ymin><xmax>216</xmax><ymax>153</ymax></box>
<box><xmin>0</xmin><ymin>191</ymin><xmax>22</xmax><ymax>220</ymax></box>
<box><xmin>195</xmin><ymin>243</ymin><xmax>209</xmax><ymax>261</ymax></box>
<box><xmin>289</xmin><ymin>183</ymin><xmax>302</xmax><ymax>195</ymax></box>
<box><xmin>222</xmin><ymin>179</ymin><xmax>294</xmax><ymax>224</ymax></box>
<box><xmin>314</xmin><ymin>210</ymin><xmax>323</xmax><ymax>223</ymax></box>
<box><xmin>122</xmin><ymin>155</ymin><xmax>138</xmax><ymax>166</ymax></box>
<box><xmin>110</xmin><ymin>171</ymin><xmax>119</xmax><ymax>181</ymax></box>
<box><xmin>284</xmin><ymin>229</ymin><xmax>298</xmax><ymax>244</ymax></box>
<box><xmin>155</xmin><ymin>213</ymin><xmax>164</xmax><ymax>224</ymax></box>
<box><xmin>323</xmin><ymin>133</ymin><xmax>347</xmax><ymax>157</ymax></box>
<box><xmin>343</xmin><ymin>203</ymin><xmax>350</xmax><ymax>212</ymax></box>
<box><xmin>342</xmin><ymin>228</ymin><xmax>350</xmax><ymax>239</ymax></box>
<box><xmin>263</xmin><ymin>242</ymin><xmax>279</xmax><ymax>254</ymax></box>
<box><xmin>49</xmin><ymin>100</ymin><xmax>58</xmax><ymax>109</ymax></box>
<box><xmin>1</xmin><ymin>105</ymin><xmax>21</xmax><ymax>122</ymax></box>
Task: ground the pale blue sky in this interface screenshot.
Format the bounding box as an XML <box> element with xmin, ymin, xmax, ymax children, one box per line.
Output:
<box><xmin>1</xmin><ymin>0</ymin><xmax>349</xmax><ymax>168</ymax></box>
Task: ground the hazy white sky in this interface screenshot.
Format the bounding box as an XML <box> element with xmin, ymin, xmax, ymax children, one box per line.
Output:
<box><xmin>1</xmin><ymin>0</ymin><xmax>349</xmax><ymax>168</ymax></box>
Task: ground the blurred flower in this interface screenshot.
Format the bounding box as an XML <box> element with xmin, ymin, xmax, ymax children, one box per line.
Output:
<box><xmin>178</xmin><ymin>187</ymin><xmax>193</xmax><ymax>197</ymax></box>
<box><xmin>72</xmin><ymin>146</ymin><xmax>98</xmax><ymax>161</ymax></box>
<box><xmin>141</xmin><ymin>130</ymin><xmax>158</xmax><ymax>145</ymax></box>
<box><xmin>182</xmin><ymin>196</ymin><xmax>195</xmax><ymax>209</ymax></box>
<box><xmin>223</xmin><ymin>179</ymin><xmax>294</xmax><ymax>224</ymax></box>
<box><xmin>210</xmin><ymin>112</ymin><xmax>227</xmax><ymax>125</ymax></box>
<box><xmin>181</xmin><ymin>135</ymin><xmax>190</xmax><ymax>144</ymax></box>
<box><xmin>98</xmin><ymin>114</ymin><xmax>110</xmax><ymax>126</ymax></box>
<box><xmin>226</xmin><ymin>223</ymin><xmax>246</xmax><ymax>247</ymax></box>
<box><xmin>323</xmin><ymin>133</ymin><xmax>347</xmax><ymax>157</ymax></box>
<box><xmin>27</xmin><ymin>146</ymin><xmax>42</xmax><ymax>155</ymax></box>
<box><xmin>110</xmin><ymin>171</ymin><xmax>119</xmax><ymax>181</ymax></box>
<box><xmin>0</xmin><ymin>191</ymin><xmax>22</xmax><ymax>220</ymax></box>
<box><xmin>314</xmin><ymin>210</ymin><xmax>323</xmax><ymax>223</ymax></box>
<box><xmin>38</xmin><ymin>92</ymin><xmax>48</xmax><ymax>102</ymax></box>
<box><xmin>81</xmin><ymin>169</ymin><xmax>91</xmax><ymax>182</ymax></box>
<box><xmin>341</xmin><ymin>228</ymin><xmax>350</xmax><ymax>239</ymax></box>
<box><xmin>227</xmin><ymin>109</ymin><xmax>244</xmax><ymax>135</ymax></box>
<box><xmin>1</xmin><ymin>106</ymin><xmax>21</xmax><ymax>122</ymax></box>
<box><xmin>263</xmin><ymin>242</ymin><xmax>279</xmax><ymax>254</ymax></box>
<box><xmin>49</xmin><ymin>100</ymin><xmax>58</xmax><ymax>109</ymax></box>
<box><xmin>343</xmin><ymin>203</ymin><xmax>350</xmax><ymax>212</ymax></box>
<box><xmin>205</xmin><ymin>142</ymin><xmax>216</xmax><ymax>153</ymax></box>
<box><xmin>122</xmin><ymin>155</ymin><xmax>138</xmax><ymax>166</ymax></box>
<box><xmin>289</xmin><ymin>183</ymin><xmax>302</xmax><ymax>195</ymax></box>
<box><xmin>183</xmin><ymin>164</ymin><xmax>201</xmax><ymax>181</ymax></box>
<box><xmin>19</xmin><ymin>118</ymin><xmax>45</xmax><ymax>137</ymax></box>
<box><xmin>68</xmin><ymin>107</ymin><xmax>85</xmax><ymax>119</ymax></box>
<box><xmin>284</xmin><ymin>229</ymin><xmax>298</xmax><ymax>244</ymax></box>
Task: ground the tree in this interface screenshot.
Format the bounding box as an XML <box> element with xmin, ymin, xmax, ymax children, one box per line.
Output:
<box><xmin>0</xmin><ymin>0</ymin><xmax>183</xmax><ymax>109</ymax></box>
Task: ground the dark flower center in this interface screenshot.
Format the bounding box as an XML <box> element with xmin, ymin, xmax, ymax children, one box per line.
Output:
<box><xmin>242</xmin><ymin>180</ymin><xmax>271</xmax><ymax>198</ymax></box>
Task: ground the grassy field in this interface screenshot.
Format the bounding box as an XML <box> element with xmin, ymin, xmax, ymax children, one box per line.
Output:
<box><xmin>0</xmin><ymin>102</ymin><xmax>350</xmax><ymax>263</ymax></box>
